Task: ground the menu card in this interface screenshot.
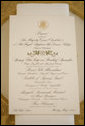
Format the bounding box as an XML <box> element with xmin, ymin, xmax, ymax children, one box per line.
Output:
<box><xmin>9</xmin><ymin>15</ymin><xmax>80</xmax><ymax>115</ymax></box>
<box><xmin>15</xmin><ymin>4</ymin><xmax>75</xmax><ymax>125</ymax></box>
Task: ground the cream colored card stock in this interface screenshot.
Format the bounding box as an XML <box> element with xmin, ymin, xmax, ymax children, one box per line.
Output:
<box><xmin>9</xmin><ymin>16</ymin><xmax>79</xmax><ymax>115</ymax></box>
<box><xmin>9</xmin><ymin>3</ymin><xmax>79</xmax><ymax>125</ymax></box>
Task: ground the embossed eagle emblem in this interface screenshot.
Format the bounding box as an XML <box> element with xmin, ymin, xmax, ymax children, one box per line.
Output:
<box><xmin>39</xmin><ymin>21</ymin><xmax>48</xmax><ymax>29</ymax></box>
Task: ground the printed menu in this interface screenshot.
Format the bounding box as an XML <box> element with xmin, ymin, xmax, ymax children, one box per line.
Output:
<box><xmin>9</xmin><ymin>16</ymin><xmax>80</xmax><ymax>114</ymax></box>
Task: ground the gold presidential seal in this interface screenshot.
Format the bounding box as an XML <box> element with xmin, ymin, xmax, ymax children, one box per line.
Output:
<box><xmin>38</xmin><ymin>21</ymin><xmax>48</xmax><ymax>29</ymax></box>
